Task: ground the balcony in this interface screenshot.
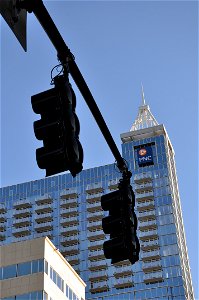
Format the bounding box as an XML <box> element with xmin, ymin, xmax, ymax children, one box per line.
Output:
<box><xmin>0</xmin><ymin>224</ymin><xmax>6</xmax><ymax>232</ymax></box>
<box><xmin>134</xmin><ymin>172</ymin><xmax>152</xmax><ymax>184</ymax></box>
<box><xmin>35</xmin><ymin>203</ymin><xmax>53</xmax><ymax>214</ymax></box>
<box><xmin>35</xmin><ymin>194</ymin><xmax>52</xmax><ymax>205</ymax></box>
<box><xmin>13</xmin><ymin>199</ymin><xmax>31</xmax><ymax>209</ymax></box>
<box><xmin>88</xmin><ymin>259</ymin><xmax>107</xmax><ymax>271</ymax></box>
<box><xmin>60</xmin><ymin>198</ymin><xmax>78</xmax><ymax>208</ymax></box>
<box><xmin>14</xmin><ymin>235</ymin><xmax>30</xmax><ymax>242</ymax></box>
<box><xmin>35</xmin><ymin>212</ymin><xmax>53</xmax><ymax>223</ymax></box>
<box><xmin>34</xmin><ymin>231</ymin><xmax>52</xmax><ymax>239</ymax></box>
<box><xmin>136</xmin><ymin>191</ymin><xmax>154</xmax><ymax>202</ymax></box>
<box><xmin>13</xmin><ymin>217</ymin><xmax>31</xmax><ymax>227</ymax></box>
<box><xmin>108</xmin><ymin>179</ymin><xmax>119</xmax><ymax>190</ymax></box>
<box><xmin>87</xmin><ymin>220</ymin><xmax>102</xmax><ymax>231</ymax></box>
<box><xmin>66</xmin><ymin>254</ymin><xmax>79</xmax><ymax>265</ymax></box>
<box><xmin>89</xmin><ymin>270</ymin><xmax>108</xmax><ymax>281</ymax></box>
<box><xmin>60</xmin><ymin>216</ymin><xmax>78</xmax><ymax>226</ymax></box>
<box><xmin>0</xmin><ymin>204</ymin><xmax>6</xmax><ymax>213</ymax></box>
<box><xmin>113</xmin><ymin>260</ymin><xmax>132</xmax><ymax>268</ymax></box>
<box><xmin>13</xmin><ymin>208</ymin><xmax>31</xmax><ymax>218</ymax></box>
<box><xmin>60</xmin><ymin>207</ymin><xmax>78</xmax><ymax>217</ymax></box>
<box><xmin>72</xmin><ymin>265</ymin><xmax>80</xmax><ymax>275</ymax></box>
<box><xmin>88</xmin><ymin>239</ymin><xmax>104</xmax><ymax>251</ymax></box>
<box><xmin>61</xmin><ymin>225</ymin><xmax>78</xmax><ymax>236</ymax></box>
<box><xmin>143</xmin><ymin>271</ymin><xmax>163</xmax><ymax>284</ymax></box>
<box><xmin>34</xmin><ymin>221</ymin><xmax>53</xmax><ymax>232</ymax></box>
<box><xmin>65</xmin><ymin>254</ymin><xmax>79</xmax><ymax>264</ymax></box>
<box><xmin>12</xmin><ymin>226</ymin><xmax>31</xmax><ymax>237</ymax></box>
<box><xmin>87</xmin><ymin>230</ymin><xmax>105</xmax><ymax>241</ymax></box>
<box><xmin>60</xmin><ymin>235</ymin><xmax>79</xmax><ymax>246</ymax></box>
<box><xmin>0</xmin><ymin>234</ymin><xmax>5</xmax><ymax>241</ymax></box>
<box><xmin>0</xmin><ymin>213</ymin><xmax>6</xmax><ymax>222</ymax></box>
<box><xmin>88</xmin><ymin>249</ymin><xmax>105</xmax><ymax>260</ymax></box>
<box><xmin>114</xmin><ymin>276</ymin><xmax>133</xmax><ymax>289</ymax></box>
<box><xmin>139</xmin><ymin>229</ymin><xmax>158</xmax><ymax>240</ymax></box>
<box><xmin>141</xmin><ymin>249</ymin><xmax>160</xmax><ymax>261</ymax></box>
<box><xmin>86</xmin><ymin>193</ymin><xmax>102</xmax><ymax>203</ymax></box>
<box><xmin>139</xmin><ymin>219</ymin><xmax>157</xmax><ymax>231</ymax></box>
<box><xmin>87</xmin><ymin>201</ymin><xmax>101</xmax><ymax>212</ymax></box>
<box><xmin>137</xmin><ymin>200</ymin><xmax>155</xmax><ymax>211</ymax></box>
<box><xmin>140</xmin><ymin>239</ymin><xmax>159</xmax><ymax>251</ymax></box>
<box><xmin>142</xmin><ymin>260</ymin><xmax>162</xmax><ymax>273</ymax></box>
<box><xmin>59</xmin><ymin>244</ymin><xmax>79</xmax><ymax>256</ymax></box>
<box><xmin>60</xmin><ymin>188</ymin><xmax>78</xmax><ymax>199</ymax></box>
<box><xmin>89</xmin><ymin>281</ymin><xmax>109</xmax><ymax>294</ymax></box>
<box><xmin>138</xmin><ymin>210</ymin><xmax>156</xmax><ymax>221</ymax></box>
<box><xmin>86</xmin><ymin>183</ymin><xmax>103</xmax><ymax>194</ymax></box>
<box><xmin>114</xmin><ymin>265</ymin><xmax>133</xmax><ymax>278</ymax></box>
<box><xmin>87</xmin><ymin>210</ymin><xmax>103</xmax><ymax>221</ymax></box>
<box><xmin>135</xmin><ymin>182</ymin><xmax>153</xmax><ymax>193</ymax></box>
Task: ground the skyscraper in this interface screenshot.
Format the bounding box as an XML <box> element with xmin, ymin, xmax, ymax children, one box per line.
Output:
<box><xmin>0</xmin><ymin>91</ymin><xmax>194</xmax><ymax>300</ymax></box>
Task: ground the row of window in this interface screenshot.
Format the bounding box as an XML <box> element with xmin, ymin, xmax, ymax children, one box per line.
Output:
<box><xmin>1</xmin><ymin>290</ymin><xmax>45</xmax><ymax>300</ymax></box>
<box><xmin>0</xmin><ymin>259</ymin><xmax>47</xmax><ymax>280</ymax></box>
<box><xmin>50</xmin><ymin>266</ymin><xmax>64</xmax><ymax>292</ymax></box>
<box><xmin>66</xmin><ymin>283</ymin><xmax>80</xmax><ymax>300</ymax></box>
<box><xmin>49</xmin><ymin>266</ymin><xmax>81</xmax><ymax>300</ymax></box>
<box><xmin>101</xmin><ymin>284</ymin><xmax>185</xmax><ymax>300</ymax></box>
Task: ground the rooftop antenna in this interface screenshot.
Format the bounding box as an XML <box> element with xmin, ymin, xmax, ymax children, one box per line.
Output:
<box><xmin>141</xmin><ymin>83</ymin><xmax>146</xmax><ymax>105</ymax></box>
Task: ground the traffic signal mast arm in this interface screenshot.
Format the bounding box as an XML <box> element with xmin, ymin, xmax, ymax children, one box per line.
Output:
<box><xmin>17</xmin><ymin>0</ymin><xmax>128</xmax><ymax>175</ymax></box>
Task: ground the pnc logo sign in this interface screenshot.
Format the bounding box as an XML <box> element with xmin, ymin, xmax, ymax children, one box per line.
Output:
<box><xmin>138</xmin><ymin>148</ymin><xmax>147</xmax><ymax>156</ymax></box>
<box><xmin>137</xmin><ymin>146</ymin><xmax>153</xmax><ymax>166</ymax></box>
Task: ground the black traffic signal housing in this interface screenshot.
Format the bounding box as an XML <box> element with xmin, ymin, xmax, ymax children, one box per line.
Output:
<box><xmin>31</xmin><ymin>75</ymin><xmax>83</xmax><ymax>177</ymax></box>
<box><xmin>101</xmin><ymin>179</ymin><xmax>140</xmax><ymax>264</ymax></box>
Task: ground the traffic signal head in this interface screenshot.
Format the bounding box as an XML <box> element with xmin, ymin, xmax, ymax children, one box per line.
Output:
<box><xmin>31</xmin><ymin>75</ymin><xmax>83</xmax><ymax>177</ymax></box>
<box><xmin>101</xmin><ymin>179</ymin><xmax>140</xmax><ymax>264</ymax></box>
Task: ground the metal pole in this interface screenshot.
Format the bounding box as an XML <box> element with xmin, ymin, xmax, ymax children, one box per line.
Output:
<box><xmin>18</xmin><ymin>0</ymin><xmax>128</xmax><ymax>174</ymax></box>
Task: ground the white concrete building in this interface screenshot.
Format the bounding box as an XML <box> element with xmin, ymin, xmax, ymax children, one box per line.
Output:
<box><xmin>0</xmin><ymin>237</ymin><xmax>86</xmax><ymax>300</ymax></box>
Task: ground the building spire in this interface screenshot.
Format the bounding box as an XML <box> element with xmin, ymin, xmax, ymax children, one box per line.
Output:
<box><xmin>130</xmin><ymin>86</ymin><xmax>158</xmax><ymax>131</ymax></box>
<box><xmin>141</xmin><ymin>83</ymin><xmax>146</xmax><ymax>105</ymax></box>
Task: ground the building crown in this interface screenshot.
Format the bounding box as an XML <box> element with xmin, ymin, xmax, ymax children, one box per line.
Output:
<box><xmin>130</xmin><ymin>85</ymin><xmax>158</xmax><ymax>131</ymax></box>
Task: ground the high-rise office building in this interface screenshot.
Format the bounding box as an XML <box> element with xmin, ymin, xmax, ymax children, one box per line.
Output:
<box><xmin>0</xmin><ymin>93</ymin><xmax>194</xmax><ymax>299</ymax></box>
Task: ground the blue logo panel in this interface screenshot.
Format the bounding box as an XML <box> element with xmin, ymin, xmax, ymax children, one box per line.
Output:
<box><xmin>137</xmin><ymin>146</ymin><xmax>153</xmax><ymax>166</ymax></box>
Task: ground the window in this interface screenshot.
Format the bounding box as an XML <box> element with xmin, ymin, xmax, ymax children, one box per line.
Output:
<box><xmin>57</xmin><ymin>275</ymin><xmax>62</xmax><ymax>289</ymax></box>
<box><xmin>69</xmin><ymin>288</ymin><xmax>72</xmax><ymax>300</ymax></box>
<box><xmin>44</xmin><ymin>260</ymin><xmax>48</xmax><ymax>274</ymax></box>
<box><xmin>43</xmin><ymin>291</ymin><xmax>48</xmax><ymax>300</ymax></box>
<box><xmin>16</xmin><ymin>293</ymin><xmax>30</xmax><ymax>300</ymax></box>
<box><xmin>162</xmin><ymin>244</ymin><xmax>178</xmax><ymax>256</ymax></box>
<box><xmin>38</xmin><ymin>259</ymin><xmax>44</xmax><ymax>272</ymax></box>
<box><xmin>1</xmin><ymin>259</ymin><xmax>47</xmax><ymax>280</ymax></box>
<box><xmin>3</xmin><ymin>264</ymin><xmax>17</xmax><ymax>280</ymax></box>
<box><xmin>32</xmin><ymin>260</ymin><xmax>39</xmax><ymax>274</ymax></box>
<box><xmin>18</xmin><ymin>261</ymin><xmax>31</xmax><ymax>276</ymax></box>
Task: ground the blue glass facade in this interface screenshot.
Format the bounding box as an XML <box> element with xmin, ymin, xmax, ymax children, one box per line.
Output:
<box><xmin>0</xmin><ymin>124</ymin><xmax>194</xmax><ymax>300</ymax></box>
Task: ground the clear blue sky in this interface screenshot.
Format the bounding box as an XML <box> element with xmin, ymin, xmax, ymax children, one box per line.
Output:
<box><xmin>1</xmin><ymin>0</ymin><xmax>198</xmax><ymax>296</ymax></box>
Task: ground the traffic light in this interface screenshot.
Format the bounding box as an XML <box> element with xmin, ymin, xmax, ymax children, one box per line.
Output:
<box><xmin>101</xmin><ymin>178</ymin><xmax>140</xmax><ymax>264</ymax></box>
<box><xmin>31</xmin><ymin>75</ymin><xmax>83</xmax><ymax>177</ymax></box>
